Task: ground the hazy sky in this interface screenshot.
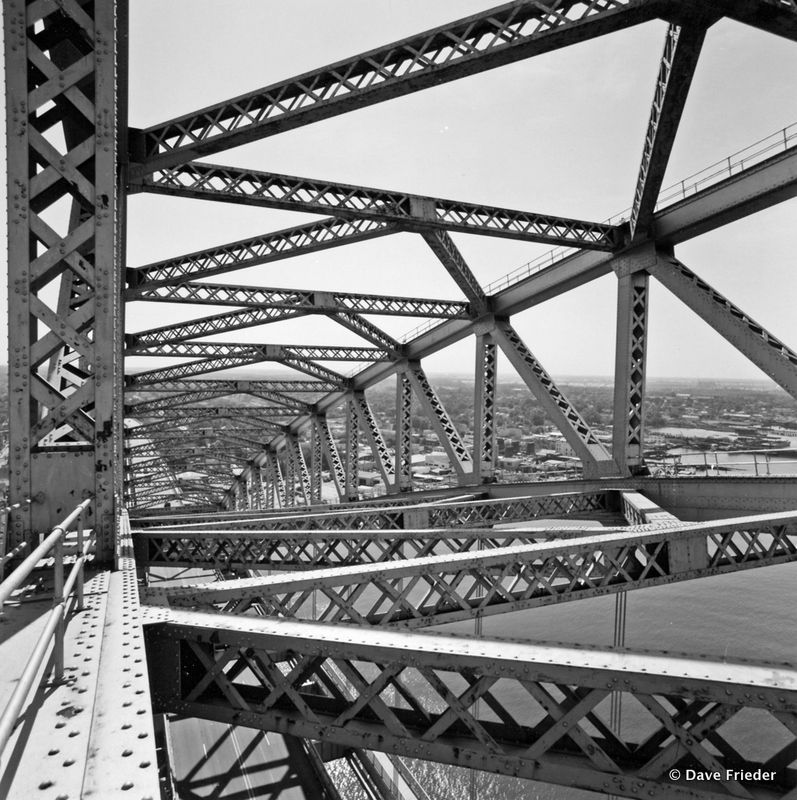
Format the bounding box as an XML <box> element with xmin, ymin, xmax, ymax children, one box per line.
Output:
<box><xmin>3</xmin><ymin>2</ymin><xmax>797</xmax><ymax>384</ymax></box>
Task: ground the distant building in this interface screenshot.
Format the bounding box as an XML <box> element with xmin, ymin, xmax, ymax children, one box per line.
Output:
<box><xmin>425</xmin><ymin>449</ymin><xmax>449</xmax><ymax>467</ymax></box>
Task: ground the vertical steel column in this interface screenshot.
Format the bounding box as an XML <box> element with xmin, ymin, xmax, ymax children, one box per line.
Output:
<box><xmin>395</xmin><ymin>373</ymin><xmax>413</xmax><ymax>492</ymax></box>
<box><xmin>473</xmin><ymin>335</ymin><xmax>497</xmax><ymax>483</ymax></box>
<box><xmin>345</xmin><ymin>397</ymin><xmax>360</xmax><ymax>502</ymax></box>
<box><xmin>310</xmin><ymin>422</ymin><xmax>323</xmax><ymax>504</ymax></box>
<box><xmin>5</xmin><ymin>0</ymin><xmax>125</xmax><ymax>559</ymax></box>
<box><xmin>612</xmin><ymin>271</ymin><xmax>649</xmax><ymax>475</ymax></box>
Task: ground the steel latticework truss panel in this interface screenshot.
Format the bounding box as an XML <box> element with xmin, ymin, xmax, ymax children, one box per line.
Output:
<box><xmin>146</xmin><ymin>612</ymin><xmax>797</xmax><ymax>800</ymax></box>
<box><xmin>146</xmin><ymin>510</ymin><xmax>797</xmax><ymax>624</ymax></box>
<box><xmin>6</xmin><ymin>0</ymin><xmax>124</xmax><ymax>556</ymax></box>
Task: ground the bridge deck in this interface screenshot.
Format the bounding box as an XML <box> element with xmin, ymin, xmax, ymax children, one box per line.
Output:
<box><xmin>0</xmin><ymin>567</ymin><xmax>161</xmax><ymax>799</ymax></box>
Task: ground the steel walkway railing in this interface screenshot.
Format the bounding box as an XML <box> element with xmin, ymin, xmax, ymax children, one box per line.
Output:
<box><xmin>0</xmin><ymin>498</ymin><xmax>93</xmax><ymax>757</ymax></box>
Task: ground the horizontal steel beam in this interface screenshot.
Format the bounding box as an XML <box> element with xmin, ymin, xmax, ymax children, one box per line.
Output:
<box><xmin>126</xmin><ymin>379</ymin><xmax>337</xmax><ymax>394</ymax></box>
<box><xmin>126</xmin><ymin>217</ymin><xmax>396</xmax><ymax>289</ymax></box>
<box><xmin>127</xmin><ymin>278</ymin><xmax>470</xmax><ymax>316</ymax></box>
<box><xmin>128</xmin><ymin>307</ymin><xmax>305</xmax><ymax>350</ymax></box>
<box><xmin>126</xmin><ymin>350</ymin><xmax>347</xmax><ymax>386</ymax></box>
<box><xmin>132</xmin><ymin>162</ymin><xmax>619</xmax><ymax>250</ymax></box>
<box><xmin>145</xmin><ymin>510</ymin><xmax>797</xmax><ymax>625</ymax></box>
<box><xmin>130</xmin><ymin>0</ymin><xmax>672</xmax><ymax>173</ymax></box>
<box><xmin>127</xmin><ymin>341</ymin><xmax>389</xmax><ymax>361</ymax></box>
<box><xmin>135</xmin><ymin>489</ymin><xmax>616</xmax><ymax>532</ymax></box>
<box><xmin>129</xmin><ymin>406</ymin><xmax>301</xmax><ymax>419</ymax></box>
<box><xmin>145</xmin><ymin>611</ymin><xmax>797</xmax><ymax>800</ymax></box>
<box><xmin>126</xmin><ymin>391</ymin><xmax>310</xmax><ymax>415</ymax></box>
<box><xmin>131</xmin><ymin>491</ymin><xmax>485</xmax><ymax>526</ymax></box>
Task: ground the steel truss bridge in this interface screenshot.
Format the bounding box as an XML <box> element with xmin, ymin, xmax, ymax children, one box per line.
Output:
<box><xmin>2</xmin><ymin>2</ymin><xmax>797</xmax><ymax>799</ymax></box>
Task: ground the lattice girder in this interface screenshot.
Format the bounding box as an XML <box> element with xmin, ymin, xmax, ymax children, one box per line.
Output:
<box><xmin>492</xmin><ymin>320</ymin><xmax>617</xmax><ymax>478</ymax></box>
<box><xmin>136</xmin><ymin>490</ymin><xmax>615</xmax><ymax>532</ymax></box>
<box><xmin>650</xmin><ymin>254</ymin><xmax>797</xmax><ymax>399</ymax></box>
<box><xmin>6</xmin><ymin>0</ymin><xmax>123</xmax><ymax>554</ymax></box>
<box><xmin>629</xmin><ymin>22</ymin><xmax>709</xmax><ymax>237</ymax></box>
<box><xmin>146</xmin><ymin>511</ymin><xmax>797</xmax><ymax>624</ymax></box>
<box><xmin>613</xmin><ymin>270</ymin><xmax>650</xmax><ymax>472</ymax></box>
<box><xmin>404</xmin><ymin>362</ymin><xmax>474</xmax><ymax>479</ymax></box>
<box><xmin>126</xmin><ymin>217</ymin><xmax>396</xmax><ymax>290</ymax></box>
<box><xmin>134</xmin><ymin>161</ymin><xmax>619</xmax><ymax>250</ymax></box>
<box><xmin>351</xmin><ymin>391</ymin><xmax>396</xmax><ymax>490</ymax></box>
<box><xmin>145</xmin><ymin>612</ymin><xmax>797</xmax><ymax>800</ymax></box>
<box><xmin>474</xmin><ymin>335</ymin><xmax>498</xmax><ymax>482</ymax></box>
<box><xmin>129</xmin><ymin>0</ymin><xmax>674</xmax><ymax>173</ymax></box>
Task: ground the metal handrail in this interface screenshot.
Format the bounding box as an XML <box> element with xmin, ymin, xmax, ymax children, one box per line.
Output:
<box><xmin>0</xmin><ymin>497</ymin><xmax>93</xmax><ymax>757</ymax></box>
<box><xmin>649</xmin><ymin>450</ymin><xmax>794</xmax><ymax>477</ymax></box>
<box><xmin>0</xmin><ymin>498</ymin><xmax>32</xmax><ymax>580</ymax></box>
<box><xmin>481</xmin><ymin>122</ymin><xmax>797</xmax><ymax>297</ymax></box>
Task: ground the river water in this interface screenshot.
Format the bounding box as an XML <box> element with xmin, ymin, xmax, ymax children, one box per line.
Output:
<box><xmin>404</xmin><ymin>457</ymin><xmax>797</xmax><ymax>800</ymax></box>
<box><xmin>398</xmin><ymin>564</ymin><xmax>797</xmax><ymax>800</ymax></box>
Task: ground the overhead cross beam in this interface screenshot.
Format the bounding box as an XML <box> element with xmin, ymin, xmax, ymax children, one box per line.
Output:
<box><xmin>129</xmin><ymin>417</ymin><xmax>291</xmax><ymax>437</ymax></box>
<box><xmin>127</xmin><ymin>307</ymin><xmax>304</xmax><ymax>350</ymax></box>
<box><xmin>132</xmin><ymin>162</ymin><xmax>619</xmax><ymax>250</ymax></box>
<box><xmin>129</xmin><ymin>341</ymin><xmax>389</xmax><ymax>362</ymax></box>
<box><xmin>128</xmin><ymin>0</ymin><xmax>673</xmax><ymax>174</ymax></box>
<box><xmin>126</xmin><ymin>342</ymin><xmax>357</xmax><ymax>386</ymax></box>
<box><xmin>126</xmin><ymin>390</ymin><xmax>309</xmax><ymax>415</ymax></box>
<box><xmin>130</xmin><ymin>406</ymin><xmax>301</xmax><ymax>420</ymax></box>
<box><xmin>126</xmin><ymin>217</ymin><xmax>396</xmax><ymax>290</ymax></box>
<box><xmin>127</xmin><ymin>279</ymin><xmax>470</xmax><ymax>317</ymax></box>
<box><xmin>127</xmin><ymin>379</ymin><xmax>336</xmax><ymax>394</ymax></box>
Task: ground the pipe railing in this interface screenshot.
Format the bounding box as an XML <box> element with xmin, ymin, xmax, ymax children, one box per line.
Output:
<box><xmin>648</xmin><ymin>450</ymin><xmax>796</xmax><ymax>477</ymax></box>
<box><xmin>397</xmin><ymin>121</ymin><xmax>797</xmax><ymax>335</ymax></box>
<box><xmin>0</xmin><ymin>498</ymin><xmax>32</xmax><ymax>581</ymax></box>
<box><xmin>0</xmin><ymin>497</ymin><xmax>93</xmax><ymax>758</ymax></box>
